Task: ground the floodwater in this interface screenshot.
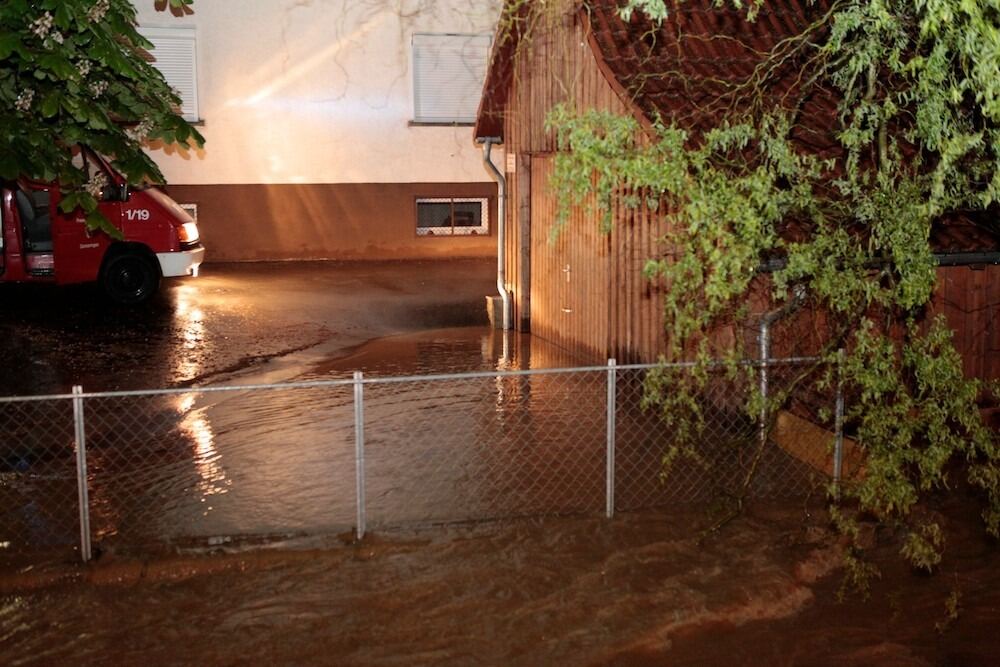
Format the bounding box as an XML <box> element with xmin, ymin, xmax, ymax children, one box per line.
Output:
<box><xmin>0</xmin><ymin>260</ymin><xmax>505</xmax><ymax>560</ymax></box>
<box><xmin>1</xmin><ymin>324</ymin><xmax>823</xmax><ymax>562</ymax></box>
<box><xmin>2</xmin><ymin>260</ymin><xmax>999</xmax><ymax>664</ymax></box>
<box><xmin>0</xmin><ymin>259</ymin><xmax>498</xmax><ymax>394</ymax></box>
<box><xmin>1</xmin><ymin>495</ymin><xmax>999</xmax><ymax>666</ymax></box>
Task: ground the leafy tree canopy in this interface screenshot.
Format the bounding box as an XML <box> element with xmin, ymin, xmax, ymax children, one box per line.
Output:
<box><xmin>546</xmin><ymin>0</ymin><xmax>1000</xmax><ymax>587</ymax></box>
<box><xmin>0</xmin><ymin>0</ymin><xmax>201</xmax><ymax>232</ymax></box>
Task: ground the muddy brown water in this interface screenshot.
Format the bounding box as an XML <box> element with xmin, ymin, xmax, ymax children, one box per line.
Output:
<box><xmin>7</xmin><ymin>509</ymin><xmax>831</xmax><ymax>665</ymax></box>
<box><xmin>1</xmin><ymin>497</ymin><xmax>998</xmax><ymax>666</ymax></box>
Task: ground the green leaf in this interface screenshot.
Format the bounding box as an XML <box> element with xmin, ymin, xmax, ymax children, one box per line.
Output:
<box><xmin>86</xmin><ymin>209</ymin><xmax>122</xmax><ymax>239</ymax></box>
<box><xmin>0</xmin><ymin>150</ymin><xmax>20</xmax><ymax>179</ymax></box>
<box><xmin>0</xmin><ymin>33</ymin><xmax>20</xmax><ymax>60</ymax></box>
<box><xmin>37</xmin><ymin>54</ymin><xmax>76</xmax><ymax>80</ymax></box>
<box><xmin>40</xmin><ymin>90</ymin><xmax>61</xmax><ymax>118</ymax></box>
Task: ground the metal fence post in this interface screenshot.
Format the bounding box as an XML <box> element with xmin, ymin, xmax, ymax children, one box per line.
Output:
<box><xmin>72</xmin><ymin>386</ymin><xmax>92</xmax><ymax>563</ymax></box>
<box><xmin>606</xmin><ymin>359</ymin><xmax>617</xmax><ymax>519</ymax></box>
<box><xmin>759</xmin><ymin>321</ymin><xmax>770</xmax><ymax>453</ymax></box>
<box><xmin>833</xmin><ymin>348</ymin><xmax>846</xmax><ymax>492</ymax></box>
<box><xmin>353</xmin><ymin>371</ymin><xmax>367</xmax><ymax>540</ymax></box>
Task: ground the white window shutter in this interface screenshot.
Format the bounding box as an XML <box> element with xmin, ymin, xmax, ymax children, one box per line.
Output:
<box><xmin>138</xmin><ymin>27</ymin><xmax>199</xmax><ymax>122</ymax></box>
<box><xmin>412</xmin><ymin>33</ymin><xmax>491</xmax><ymax>124</ymax></box>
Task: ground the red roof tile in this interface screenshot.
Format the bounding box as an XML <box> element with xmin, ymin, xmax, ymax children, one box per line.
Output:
<box><xmin>584</xmin><ymin>0</ymin><xmax>840</xmax><ymax>156</ymax></box>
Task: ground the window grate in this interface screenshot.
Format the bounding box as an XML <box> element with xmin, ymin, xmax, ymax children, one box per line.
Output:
<box><xmin>416</xmin><ymin>197</ymin><xmax>489</xmax><ymax>236</ymax></box>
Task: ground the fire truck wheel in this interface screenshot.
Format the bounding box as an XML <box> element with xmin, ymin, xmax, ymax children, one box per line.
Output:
<box><xmin>102</xmin><ymin>251</ymin><xmax>161</xmax><ymax>305</ymax></box>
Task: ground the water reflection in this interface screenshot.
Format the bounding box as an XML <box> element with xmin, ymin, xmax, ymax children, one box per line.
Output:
<box><xmin>10</xmin><ymin>328</ymin><xmax>615</xmax><ymax>552</ymax></box>
<box><xmin>177</xmin><ymin>395</ymin><xmax>230</xmax><ymax>509</ymax></box>
<box><xmin>492</xmin><ymin>330</ymin><xmax>515</xmax><ymax>413</ymax></box>
<box><xmin>173</xmin><ymin>285</ymin><xmax>206</xmax><ymax>382</ymax></box>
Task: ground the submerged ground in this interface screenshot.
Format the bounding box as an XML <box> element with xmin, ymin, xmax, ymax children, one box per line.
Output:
<box><xmin>0</xmin><ymin>258</ymin><xmax>497</xmax><ymax>395</ymax></box>
<box><xmin>1</xmin><ymin>260</ymin><xmax>998</xmax><ymax>665</ymax></box>
<box><xmin>1</xmin><ymin>495</ymin><xmax>998</xmax><ymax>666</ymax></box>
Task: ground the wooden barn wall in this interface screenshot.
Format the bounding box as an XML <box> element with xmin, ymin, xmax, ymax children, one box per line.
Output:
<box><xmin>607</xmin><ymin>193</ymin><xmax>671</xmax><ymax>362</ymax></box>
<box><xmin>932</xmin><ymin>265</ymin><xmax>1000</xmax><ymax>381</ymax></box>
<box><xmin>507</xmin><ymin>3</ymin><xmax>635</xmax><ymax>155</ymax></box>
<box><xmin>501</xmin><ymin>1</ymin><xmax>665</xmax><ymax>362</ymax></box>
<box><xmin>529</xmin><ymin>156</ymin><xmax>609</xmax><ymax>361</ymax></box>
<box><xmin>497</xmin><ymin>2</ymin><xmax>1000</xmax><ymax>376</ymax></box>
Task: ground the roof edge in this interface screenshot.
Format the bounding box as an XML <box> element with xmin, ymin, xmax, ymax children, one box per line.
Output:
<box><xmin>577</xmin><ymin>2</ymin><xmax>657</xmax><ymax>134</ymax></box>
<box><xmin>473</xmin><ymin>1</ymin><xmax>531</xmax><ymax>142</ymax></box>
<box><xmin>474</xmin><ymin>1</ymin><xmax>660</xmax><ymax>144</ymax></box>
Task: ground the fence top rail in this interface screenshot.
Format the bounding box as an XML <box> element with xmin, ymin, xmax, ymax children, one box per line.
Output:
<box><xmin>0</xmin><ymin>355</ymin><xmax>825</xmax><ymax>403</ymax></box>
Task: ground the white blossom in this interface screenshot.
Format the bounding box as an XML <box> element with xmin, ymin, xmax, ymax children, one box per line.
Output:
<box><xmin>14</xmin><ymin>89</ymin><xmax>34</xmax><ymax>113</ymax></box>
<box><xmin>30</xmin><ymin>13</ymin><xmax>54</xmax><ymax>40</ymax></box>
<box><xmin>87</xmin><ymin>0</ymin><xmax>111</xmax><ymax>23</ymax></box>
<box><xmin>89</xmin><ymin>80</ymin><xmax>109</xmax><ymax>97</ymax></box>
<box><xmin>126</xmin><ymin>119</ymin><xmax>155</xmax><ymax>141</ymax></box>
<box><xmin>43</xmin><ymin>31</ymin><xmax>65</xmax><ymax>50</ymax></box>
<box><xmin>84</xmin><ymin>172</ymin><xmax>109</xmax><ymax>199</ymax></box>
<box><xmin>77</xmin><ymin>60</ymin><xmax>92</xmax><ymax>79</ymax></box>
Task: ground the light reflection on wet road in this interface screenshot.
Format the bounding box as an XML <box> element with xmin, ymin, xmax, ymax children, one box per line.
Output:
<box><xmin>0</xmin><ymin>258</ymin><xmax>497</xmax><ymax>394</ymax></box>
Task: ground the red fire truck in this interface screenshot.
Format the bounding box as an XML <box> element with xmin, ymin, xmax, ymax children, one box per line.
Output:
<box><xmin>0</xmin><ymin>147</ymin><xmax>204</xmax><ymax>304</ymax></box>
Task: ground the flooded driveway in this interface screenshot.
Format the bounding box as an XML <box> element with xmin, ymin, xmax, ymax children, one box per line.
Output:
<box><xmin>9</xmin><ymin>259</ymin><xmax>756</xmax><ymax>562</ymax></box>
<box><xmin>0</xmin><ymin>259</ymin><xmax>496</xmax><ymax>395</ymax></box>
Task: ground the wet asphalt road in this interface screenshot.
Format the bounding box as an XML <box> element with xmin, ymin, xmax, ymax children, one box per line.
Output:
<box><xmin>0</xmin><ymin>259</ymin><xmax>495</xmax><ymax>395</ymax></box>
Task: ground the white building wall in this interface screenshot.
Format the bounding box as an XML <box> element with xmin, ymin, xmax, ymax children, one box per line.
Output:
<box><xmin>133</xmin><ymin>0</ymin><xmax>502</xmax><ymax>186</ymax></box>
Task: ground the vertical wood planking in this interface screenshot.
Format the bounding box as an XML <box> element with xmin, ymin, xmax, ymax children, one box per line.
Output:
<box><xmin>504</xmin><ymin>0</ymin><xmax>672</xmax><ymax>364</ymax></box>
<box><xmin>931</xmin><ymin>265</ymin><xmax>1000</xmax><ymax>381</ymax></box>
<box><xmin>517</xmin><ymin>153</ymin><xmax>532</xmax><ymax>332</ymax></box>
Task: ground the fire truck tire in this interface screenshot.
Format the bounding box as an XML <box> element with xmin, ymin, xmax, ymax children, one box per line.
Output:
<box><xmin>101</xmin><ymin>251</ymin><xmax>161</xmax><ymax>305</ymax></box>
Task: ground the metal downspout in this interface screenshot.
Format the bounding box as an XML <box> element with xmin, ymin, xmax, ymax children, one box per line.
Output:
<box><xmin>480</xmin><ymin>138</ymin><xmax>511</xmax><ymax>331</ymax></box>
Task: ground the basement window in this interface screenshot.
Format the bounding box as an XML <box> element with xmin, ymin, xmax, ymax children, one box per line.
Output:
<box><xmin>412</xmin><ymin>33</ymin><xmax>492</xmax><ymax>124</ymax></box>
<box><xmin>179</xmin><ymin>203</ymin><xmax>198</xmax><ymax>221</ymax></box>
<box><xmin>416</xmin><ymin>198</ymin><xmax>489</xmax><ymax>236</ymax></box>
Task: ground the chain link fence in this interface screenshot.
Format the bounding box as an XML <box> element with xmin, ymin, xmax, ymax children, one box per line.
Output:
<box><xmin>0</xmin><ymin>357</ymin><xmax>844</xmax><ymax>565</ymax></box>
<box><xmin>615</xmin><ymin>359</ymin><xmax>836</xmax><ymax>511</ymax></box>
<box><xmin>0</xmin><ymin>397</ymin><xmax>78</xmax><ymax>562</ymax></box>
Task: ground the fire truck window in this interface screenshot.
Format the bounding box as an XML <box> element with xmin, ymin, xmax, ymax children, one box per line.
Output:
<box><xmin>71</xmin><ymin>149</ymin><xmax>116</xmax><ymax>202</ymax></box>
<box><xmin>15</xmin><ymin>190</ymin><xmax>53</xmax><ymax>253</ymax></box>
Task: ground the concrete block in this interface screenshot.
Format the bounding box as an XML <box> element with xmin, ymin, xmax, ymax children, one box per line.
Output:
<box><xmin>485</xmin><ymin>295</ymin><xmax>503</xmax><ymax>329</ymax></box>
